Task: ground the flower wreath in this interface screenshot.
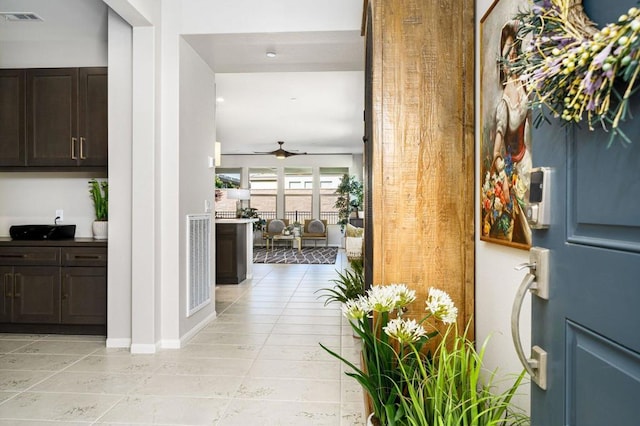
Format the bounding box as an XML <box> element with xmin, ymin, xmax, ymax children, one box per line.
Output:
<box><xmin>509</xmin><ymin>0</ymin><xmax>640</xmax><ymax>145</ymax></box>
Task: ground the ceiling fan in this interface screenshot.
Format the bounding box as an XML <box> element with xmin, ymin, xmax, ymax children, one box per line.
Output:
<box><xmin>254</xmin><ymin>141</ymin><xmax>307</xmax><ymax>159</ymax></box>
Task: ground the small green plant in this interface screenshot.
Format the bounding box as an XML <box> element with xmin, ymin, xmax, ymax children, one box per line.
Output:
<box><xmin>319</xmin><ymin>284</ymin><xmax>528</xmax><ymax>426</ymax></box>
<box><xmin>315</xmin><ymin>258</ymin><xmax>365</xmax><ymax>306</ymax></box>
<box><xmin>89</xmin><ymin>179</ymin><xmax>108</xmax><ymax>221</ymax></box>
<box><xmin>395</xmin><ymin>324</ymin><xmax>528</xmax><ymax>426</ymax></box>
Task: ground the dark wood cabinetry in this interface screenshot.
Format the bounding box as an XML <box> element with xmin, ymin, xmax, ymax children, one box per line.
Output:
<box><xmin>0</xmin><ymin>242</ymin><xmax>106</xmax><ymax>334</ymax></box>
<box><xmin>61</xmin><ymin>247</ymin><xmax>107</xmax><ymax>325</ymax></box>
<box><xmin>216</xmin><ymin>223</ymin><xmax>247</xmax><ymax>284</ymax></box>
<box><xmin>26</xmin><ymin>67</ymin><xmax>108</xmax><ymax>168</ymax></box>
<box><xmin>0</xmin><ymin>67</ymin><xmax>107</xmax><ymax>171</ymax></box>
<box><xmin>0</xmin><ymin>69</ymin><xmax>25</xmax><ymax>166</ymax></box>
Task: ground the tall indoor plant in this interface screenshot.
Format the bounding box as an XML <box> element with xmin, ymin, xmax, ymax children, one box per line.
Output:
<box><xmin>89</xmin><ymin>179</ymin><xmax>108</xmax><ymax>239</ymax></box>
<box><xmin>334</xmin><ymin>174</ymin><xmax>363</xmax><ymax>231</ymax></box>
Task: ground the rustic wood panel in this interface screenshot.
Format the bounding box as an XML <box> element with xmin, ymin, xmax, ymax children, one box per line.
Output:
<box><xmin>365</xmin><ymin>0</ymin><xmax>475</xmax><ymax>331</ymax></box>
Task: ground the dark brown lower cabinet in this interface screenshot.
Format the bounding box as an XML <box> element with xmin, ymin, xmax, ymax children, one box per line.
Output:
<box><xmin>1</xmin><ymin>265</ymin><xmax>61</xmax><ymax>324</ymax></box>
<box><xmin>62</xmin><ymin>267</ymin><xmax>106</xmax><ymax>325</ymax></box>
<box><xmin>12</xmin><ymin>266</ymin><xmax>61</xmax><ymax>324</ymax></box>
<box><xmin>0</xmin><ymin>243</ymin><xmax>106</xmax><ymax>334</ymax></box>
<box><xmin>216</xmin><ymin>223</ymin><xmax>247</xmax><ymax>284</ymax></box>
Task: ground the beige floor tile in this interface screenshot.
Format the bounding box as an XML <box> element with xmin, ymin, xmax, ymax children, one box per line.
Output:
<box><xmin>219</xmin><ymin>306</ymin><xmax>284</xmax><ymax>316</ymax></box>
<box><xmin>276</xmin><ymin>315</ymin><xmax>342</xmax><ymax>325</ymax></box>
<box><xmin>66</xmin><ymin>355</ymin><xmax>161</xmax><ymax>374</ymax></box>
<box><xmin>265</xmin><ymin>333</ymin><xmax>341</xmax><ymax>347</ymax></box>
<box><xmin>14</xmin><ymin>340</ymin><xmax>104</xmax><ymax>356</ymax></box>
<box><xmin>0</xmin><ymin>420</ymin><xmax>92</xmax><ymax>425</ymax></box>
<box><xmin>96</xmin><ymin>395</ymin><xmax>230</xmax><ymax>425</ymax></box>
<box><xmin>271</xmin><ymin>323</ymin><xmax>342</xmax><ymax>336</ymax></box>
<box><xmin>0</xmin><ymin>334</ymin><xmax>44</xmax><ymax>341</ymax></box>
<box><xmin>0</xmin><ymin>370</ymin><xmax>53</xmax><ymax>391</ymax></box>
<box><xmin>0</xmin><ymin>354</ymin><xmax>80</xmax><ymax>371</ymax></box>
<box><xmin>160</xmin><ymin>343</ymin><xmax>261</xmax><ymax>360</ymax></box>
<box><xmin>202</xmin><ymin>321</ymin><xmax>275</xmax><ymax>334</ymax></box>
<box><xmin>130</xmin><ymin>374</ymin><xmax>243</xmax><ymax>398</ymax></box>
<box><xmin>218</xmin><ymin>399</ymin><xmax>341</xmax><ymax>426</ymax></box>
<box><xmin>257</xmin><ymin>344</ymin><xmax>338</xmax><ymax>362</ymax></box>
<box><xmin>189</xmin><ymin>332</ymin><xmax>268</xmax><ymax>346</ymax></box>
<box><xmin>0</xmin><ymin>392</ymin><xmax>122</xmax><ymax>422</ymax></box>
<box><xmin>0</xmin><ymin>392</ymin><xmax>17</xmax><ymax>403</ymax></box>
<box><xmin>247</xmin><ymin>359</ymin><xmax>341</xmax><ymax>380</ymax></box>
<box><xmin>235</xmin><ymin>377</ymin><xmax>341</xmax><ymax>403</ymax></box>
<box><xmin>154</xmin><ymin>356</ymin><xmax>253</xmax><ymax>376</ymax></box>
<box><xmin>30</xmin><ymin>371</ymin><xmax>143</xmax><ymax>394</ymax></box>
<box><xmin>0</xmin><ymin>340</ymin><xmax>32</xmax><ymax>354</ymax></box>
<box><xmin>341</xmin><ymin>401</ymin><xmax>367</xmax><ymax>426</ymax></box>
<box><xmin>213</xmin><ymin>313</ymin><xmax>281</xmax><ymax>324</ymax></box>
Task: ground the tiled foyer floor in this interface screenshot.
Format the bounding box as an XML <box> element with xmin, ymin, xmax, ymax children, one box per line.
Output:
<box><xmin>0</xmin><ymin>252</ymin><xmax>366</xmax><ymax>425</ymax></box>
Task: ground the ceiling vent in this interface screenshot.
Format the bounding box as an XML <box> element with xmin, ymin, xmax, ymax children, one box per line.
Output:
<box><xmin>0</xmin><ymin>12</ymin><xmax>44</xmax><ymax>22</ymax></box>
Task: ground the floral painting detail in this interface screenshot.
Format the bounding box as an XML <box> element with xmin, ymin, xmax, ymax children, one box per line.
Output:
<box><xmin>481</xmin><ymin>0</ymin><xmax>533</xmax><ymax>249</ymax></box>
<box><xmin>509</xmin><ymin>1</ymin><xmax>640</xmax><ymax>146</ymax></box>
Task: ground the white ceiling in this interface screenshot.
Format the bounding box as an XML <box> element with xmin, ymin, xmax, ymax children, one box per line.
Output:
<box><xmin>183</xmin><ymin>31</ymin><xmax>365</xmax><ymax>156</ymax></box>
<box><xmin>0</xmin><ymin>0</ymin><xmax>365</xmax><ymax>156</ymax></box>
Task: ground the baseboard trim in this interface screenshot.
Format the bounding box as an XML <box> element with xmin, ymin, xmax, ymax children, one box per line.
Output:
<box><xmin>130</xmin><ymin>343</ymin><xmax>158</xmax><ymax>354</ymax></box>
<box><xmin>180</xmin><ymin>310</ymin><xmax>217</xmax><ymax>347</ymax></box>
<box><xmin>106</xmin><ymin>338</ymin><xmax>131</xmax><ymax>348</ymax></box>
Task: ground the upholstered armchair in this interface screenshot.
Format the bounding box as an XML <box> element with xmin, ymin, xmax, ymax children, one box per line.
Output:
<box><xmin>263</xmin><ymin>219</ymin><xmax>290</xmax><ymax>239</ymax></box>
<box><xmin>301</xmin><ymin>219</ymin><xmax>328</xmax><ymax>247</ymax></box>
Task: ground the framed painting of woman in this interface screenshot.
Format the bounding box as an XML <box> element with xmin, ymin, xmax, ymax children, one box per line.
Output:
<box><xmin>480</xmin><ymin>0</ymin><xmax>532</xmax><ymax>249</ymax></box>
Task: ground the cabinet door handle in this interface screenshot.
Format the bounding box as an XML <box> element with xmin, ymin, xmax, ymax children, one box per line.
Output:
<box><xmin>4</xmin><ymin>274</ymin><xmax>12</xmax><ymax>297</ymax></box>
<box><xmin>73</xmin><ymin>255</ymin><xmax>101</xmax><ymax>260</ymax></box>
<box><xmin>0</xmin><ymin>254</ymin><xmax>27</xmax><ymax>259</ymax></box>
<box><xmin>13</xmin><ymin>274</ymin><xmax>21</xmax><ymax>298</ymax></box>
<box><xmin>80</xmin><ymin>137</ymin><xmax>86</xmax><ymax>159</ymax></box>
<box><xmin>71</xmin><ymin>137</ymin><xmax>78</xmax><ymax>160</ymax></box>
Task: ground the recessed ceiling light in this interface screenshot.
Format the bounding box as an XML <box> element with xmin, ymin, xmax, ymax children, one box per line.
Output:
<box><xmin>290</xmin><ymin>97</ymin><xmax>297</xmax><ymax>101</ymax></box>
<box><xmin>216</xmin><ymin>97</ymin><xmax>224</xmax><ymax>103</ymax></box>
<box><xmin>266</xmin><ymin>51</ymin><xmax>277</xmax><ymax>58</ymax></box>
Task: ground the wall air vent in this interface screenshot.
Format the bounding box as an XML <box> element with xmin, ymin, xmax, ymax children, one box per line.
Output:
<box><xmin>0</xmin><ymin>12</ymin><xmax>44</xmax><ymax>22</ymax></box>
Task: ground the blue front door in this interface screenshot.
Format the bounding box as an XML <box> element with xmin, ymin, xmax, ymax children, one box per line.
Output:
<box><xmin>530</xmin><ymin>2</ymin><xmax>640</xmax><ymax>425</ymax></box>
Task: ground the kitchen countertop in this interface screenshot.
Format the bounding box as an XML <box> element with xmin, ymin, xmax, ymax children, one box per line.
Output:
<box><xmin>215</xmin><ymin>218</ymin><xmax>258</xmax><ymax>224</ymax></box>
<box><xmin>0</xmin><ymin>238</ymin><xmax>107</xmax><ymax>247</ymax></box>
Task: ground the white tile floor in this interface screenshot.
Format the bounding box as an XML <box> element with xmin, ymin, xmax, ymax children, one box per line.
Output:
<box><xmin>0</xmin><ymin>251</ymin><xmax>366</xmax><ymax>425</ymax></box>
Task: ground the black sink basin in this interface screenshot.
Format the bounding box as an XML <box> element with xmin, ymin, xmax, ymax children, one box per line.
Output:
<box><xmin>10</xmin><ymin>224</ymin><xmax>76</xmax><ymax>240</ymax></box>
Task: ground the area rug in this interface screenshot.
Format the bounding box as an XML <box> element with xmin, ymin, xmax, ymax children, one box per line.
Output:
<box><xmin>253</xmin><ymin>247</ymin><xmax>338</xmax><ymax>264</ymax></box>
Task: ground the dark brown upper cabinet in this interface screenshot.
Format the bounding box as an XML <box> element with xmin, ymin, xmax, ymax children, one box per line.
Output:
<box><xmin>0</xmin><ymin>70</ymin><xmax>26</xmax><ymax>167</ymax></box>
<box><xmin>0</xmin><ymin>67</ymin><xmax>107</xmax><ymax>170</ymax></box>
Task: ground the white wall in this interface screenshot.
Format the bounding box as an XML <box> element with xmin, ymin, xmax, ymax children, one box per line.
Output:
<box><xmin>0</xmin><ymin>0</ymin><xmax>109</xmax><ymax>238</ymax></box>
<box><xmin>106</xmin><ymin>8</ymin><xmax>133</xmax><ymax>348</ymax></box>
<box><xmin>476</xmin><ymin>0</ymin><xmax>531</xmax><ymax>414</ymax></box>
<box><xmin>177</xmin><ymin>37</ymin><xmax>217</xmax><ymax>339</ymax></box>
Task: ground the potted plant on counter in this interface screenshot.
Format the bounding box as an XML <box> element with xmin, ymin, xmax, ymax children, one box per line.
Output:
<box><xmin>89</xmin><ymin>179</ymin><xmax>108</xmax><ymax>240</ymax></box>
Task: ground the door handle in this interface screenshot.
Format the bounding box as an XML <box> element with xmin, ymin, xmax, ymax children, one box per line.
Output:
<box><xmin>71</xmin><ymin>137</ymin><xmax>78</xmax><ymax>160</ymax></box>
<box><xmin>511</xmin><ymin>246</ymin><xmax>550</xmax><ymax>390</ymax></box>
<box><xmin>13</xmin><ymin>274</ymin><xmax>21</xmax><ymax>297</ymax></box>
<box><xmin>3</xmin><ymin>274</ymin><xmax>12</xmax><ymax>297</ymax></box>
<box><xmin>80</xmin><ymin>137</ymin><xmax>86</xmax><ymax>159</ymax></box>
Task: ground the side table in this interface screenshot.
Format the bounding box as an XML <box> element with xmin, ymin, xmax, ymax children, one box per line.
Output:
<box><xmin>270</xmin><ymin>234</ymin><xmax>301</xmax><ymax>253</ymax></box>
